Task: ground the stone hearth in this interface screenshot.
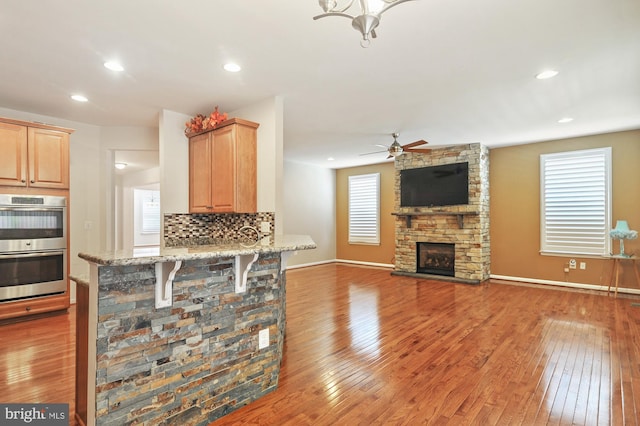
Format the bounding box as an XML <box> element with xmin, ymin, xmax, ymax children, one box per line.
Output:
<box><xmin>392</xmin><ymin>143</ymin><xmax>490</xmax><ymax>283</ymax></box>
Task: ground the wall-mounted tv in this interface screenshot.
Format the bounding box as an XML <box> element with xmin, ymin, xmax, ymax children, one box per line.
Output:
<box><xmin>400</xmin><ymin>162</ymin><xmax>469</xmax><ymax>207</ymax></box>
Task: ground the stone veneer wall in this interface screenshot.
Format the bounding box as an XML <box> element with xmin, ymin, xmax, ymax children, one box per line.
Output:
<box><xmin>394</xmin><ymin>143</ymin><xmax>490</xmax><ymax>282</ymax></box>
<box><xmin>164</xmin><ymin>212</ymin><xmax>275</xmax><ymax>247</ymax></box>
<box><xmin>94</xmin><ymin>253</ymin><xmax>285</xmax><ymax>425</ymax></box>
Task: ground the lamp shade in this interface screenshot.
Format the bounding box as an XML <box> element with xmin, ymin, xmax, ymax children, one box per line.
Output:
<box><xmin>613</xmin><ymin>220</ymin><xmax>630</xmax><ymax>232</ymax></box>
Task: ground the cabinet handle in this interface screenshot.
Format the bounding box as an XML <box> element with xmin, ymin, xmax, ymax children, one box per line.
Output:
<box><xmin>21</xmin><ymin>179</ymin><xmax>26</xmax><ymax>183</ymax></box>
<box><xmin>30</xmin><ymin>180</ymin><xmax>35</xmax><ymax>184</ymax></box>
<box><xmin>26</xmin><ymin>306</ymin><xmax>31</xmax><ymax>311</ymax></box>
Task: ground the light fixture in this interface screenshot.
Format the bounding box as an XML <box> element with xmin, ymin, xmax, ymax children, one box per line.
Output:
<box><xmin>327</xmin><ymin>157</ymin><xmax>335</xmax><ymax>161</ymax></box>
<box><xmin>104</xmin><ymin>61</ymin><xmax>124</xmax><ymax>72</ymax></box>
<box><xmin>610</xmin><ymin>220</ymin><xmax>638</xmax><ymax>257</ymax></box>
<box><xmin>388</xmin><ymin>133</ymin><xmax>403</xmax><ymax>157</ymax></box>
<box><xmin>114</xmin><ymin>162</ymin><xmax>127</xmax><ymax>170</ymax></box>
<box><xmin>558</xmin><ymin>117</ymin><xmax>573</xmax><ymax>123</ymax></box>
<box><xmin>224</xmin><ymin>63</ymin><xmax>242</xmax><ymax>72</ymax></box>
<box><xmin>70</xmin><ymin>94</ymin><xmax>88</xmax><ymax>102</ymax></box>
<box><xmin>535</xmin><ymin>70</ymin><xmax>558</xmax><ymax>80</ymax></box>
<box><xmin>313</xmin><ymin>0</ymin><xmax>417</xmax><ymax>48</ymax></box>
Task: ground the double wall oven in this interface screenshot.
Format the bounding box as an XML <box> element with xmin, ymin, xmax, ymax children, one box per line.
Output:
<box><xmin>0</xmin><ymin>194</ymin><xmax>67</xmax><ymax>303</ymax></box>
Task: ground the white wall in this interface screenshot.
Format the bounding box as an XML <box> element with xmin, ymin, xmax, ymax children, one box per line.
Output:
<box><xmin>159</xmin><ymin>109</ymin><xmax>190</xmax><ymax>216</ymax></box>
<box><xmin>283</xmin><ymin>160</ymin><xmax>336</xmax><ymax>266</ymax></box>
<box><xmin>100</xmin><ymin>126</ymin><xmax>159</xmax><ymax>250</ymax></box>
<box><xmin>120</xmin><ymin>168</ymin><xmax>160</xmax><ymax>250</ymax></box>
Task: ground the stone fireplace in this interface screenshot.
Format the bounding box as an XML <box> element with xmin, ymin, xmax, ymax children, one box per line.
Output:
<box><xmin>392</xmin><ymin>143</ymin><xmax>490</xmax><ymax>284</ymax></box>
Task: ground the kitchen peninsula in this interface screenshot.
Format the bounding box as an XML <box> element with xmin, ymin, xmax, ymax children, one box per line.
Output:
<box><xmin>73</xmin><ymin>235</ymin><xmax>315</xmax><ymax>426</ymax></box>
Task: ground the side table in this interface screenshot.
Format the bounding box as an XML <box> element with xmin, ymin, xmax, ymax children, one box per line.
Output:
<box><xmin>607</xmin><ymin>255</ymin><xmax>640</xmax><ymax>297</ymax></box>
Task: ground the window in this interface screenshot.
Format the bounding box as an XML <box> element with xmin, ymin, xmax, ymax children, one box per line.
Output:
<box><xmin>540</xmin><ymin>147</ymin><xmax>611</xmax><ymax>256</ymax></box>
<box><xmin>141</xmin><ymin>190</ymin><xmax>160</xmax><ymax>234</ymax></box>
<box><xmin>348</xmin><ymin>173</ymin><xmax>380</xmax><ymax>244</ymax></box>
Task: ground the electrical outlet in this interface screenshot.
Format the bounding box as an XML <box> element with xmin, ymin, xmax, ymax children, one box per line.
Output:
<box><xmin>260</xmin><ymin>222</ymin><xmax>271</xmax><ymax>234</ymax></box>
<box><xmin>258</xmin><ymin>328</ymin><xmax>269</xmax><ymax>349</ymax></box>
<box><xmin>569</xmin><ymin>259</ymin><xmax>577</xmax><ymax>269</ymax></box>
<box><xmin>580</xmin><ymin>262</ymin><xmax>586</xmax><ymax>270</ymax></box>
<box><xmin>564</xmin><ymin>267</ymin><xmax>570</xmax><ymax>273</ymax></box>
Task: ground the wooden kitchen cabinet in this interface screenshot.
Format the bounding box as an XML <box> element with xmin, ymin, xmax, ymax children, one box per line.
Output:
<box><xmin>189</xmin><ymin>118</ymin><xmax>259</xmax><ymax>213</ymax></box>
<box><xmin>0</xmin><ymin>118</ymin><xmax>71</xmax><ymax>189</ymax></box>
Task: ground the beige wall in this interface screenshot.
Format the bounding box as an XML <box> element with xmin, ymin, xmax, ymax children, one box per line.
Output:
<box><xmin>490</xmin><ymin>129</ymin><xmax>640</xmax><ymax>289</ymax></box>
<box><xmin>336</xmin><ymin>162</ymin><xmax>396</xmax><ymax>265</ymax></box>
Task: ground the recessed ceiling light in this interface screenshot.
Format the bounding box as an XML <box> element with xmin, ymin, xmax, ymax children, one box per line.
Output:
<box><xmin>224</xmin><ymin>63</ymin><xmax>242</xmax><ymax>72</ymax></box>
<box><xmin>558</xmin><ymin>117</ymin><xmax>573</xmax><ymax>123</ymax></box>
<box><xmin>114</xmin><ymin>162</ymin><xmax>127</xmax><ymax>169</ymax></box>
<box><xmin>71</xmin><ymin>94</ymin><xmax>88</xmax><ymax>102</ymax></box>
<box><xmin>104</xmin><ymin>61</ymin><xmax>124</xmax><ymax>72</ymax></box>
<box><xmin>536</xmin><ymin>70</ymin><xmax>559</xmax><ymax>80</ymax></box>
<box><xmin>327</xmin><ymin>157</ymin><xmax>335</xmax><ymax>161</ymax></box>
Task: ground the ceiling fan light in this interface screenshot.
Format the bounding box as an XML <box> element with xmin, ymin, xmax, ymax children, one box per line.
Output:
<box><xmin>389</xmin><ymin>141</ymin><xmax>403</xmax><ymax>157</ymax></box>
<box><xmin>319</xmin><ymin>0</ymin><xmax>338</xmax><ymax>12</ymax></box>
<box><xmin>352</xmin><ymin>14</ymin><xmax>379</xmax><ymax>44</ymax></box>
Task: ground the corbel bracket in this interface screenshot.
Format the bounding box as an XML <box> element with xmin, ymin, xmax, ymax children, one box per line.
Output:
<box><xmin>155</xmin><ymin>260</ymin><xmax>182</xmax><ymax>308</ymax></box>
<box><xmin>235</xmin><ymin>253</ymin><xmax>259</xmax><ymax>293</ymax></box>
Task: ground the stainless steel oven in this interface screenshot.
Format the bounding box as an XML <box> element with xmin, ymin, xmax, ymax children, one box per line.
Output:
<box><xmin>0</xmin><ymin>194</ymin><xmax>67</xmax><ymax>302</ymax></box>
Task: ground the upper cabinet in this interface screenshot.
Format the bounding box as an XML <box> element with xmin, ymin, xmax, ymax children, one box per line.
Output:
<box><xmin>0</xmin><ymin>118</ymin><xmax>72</xmax><ymax>189</ymax></box>
<box><xmin>188</xmin><ymin>118</ymin><xmax>259</xmax><ymax>213</ymax></box>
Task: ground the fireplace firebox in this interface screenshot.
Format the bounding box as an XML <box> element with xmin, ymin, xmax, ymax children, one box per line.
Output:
<box><xmin>417</xmin><ymin>242</ymin><xmax>455</xmax><ymax>276</ymax></box>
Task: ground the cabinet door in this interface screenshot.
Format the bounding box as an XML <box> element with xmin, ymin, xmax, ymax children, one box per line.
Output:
<box><xmin>211</xmin><ymin>125</ymin><xmax>236</xmax><ymax>212</ymax></box>
<box><xmin>0</xmin><ymin>122</ymin><xmax>28</xmax><ymax>186</ymax></box>
<box><xmin>28</xmin><ymin>127</ymin><xmax>69</xmax><ymax>189</ymax></box>
<box><xmin>189</xmin><ymin>132</ymin><xmax>213</xmax><ymax>213</ymax></box>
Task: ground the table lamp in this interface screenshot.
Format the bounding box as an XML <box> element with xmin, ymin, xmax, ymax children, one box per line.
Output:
<box><xmin>610</xmin><ymin>220</ymin><xmax>638</xmax><ymax>257</ymax></box>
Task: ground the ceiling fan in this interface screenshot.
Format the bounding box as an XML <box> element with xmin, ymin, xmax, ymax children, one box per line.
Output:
<box><xmin>361</xmin><ymin>133</ymin><xmax>431</xmax><ymax>159</ymax></box>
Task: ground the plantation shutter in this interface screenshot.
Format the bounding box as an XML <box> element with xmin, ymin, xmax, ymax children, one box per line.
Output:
<box><xmin>142</xmin><ymin>190</ymin><xmax>161</xmax><ymax>234</ymax></box>
<box><xmin>348</xmin><ymin>173</ymin><xmax>380</xmax><ymax>244</ymax></box>
<box><xmin>540</xmin><ymin>147</ymin><xmax>611</xmax><ymax>256</ymax></box>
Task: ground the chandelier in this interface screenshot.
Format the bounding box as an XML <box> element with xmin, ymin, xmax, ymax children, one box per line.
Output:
<box><xmin>313</xmin><ymin>0</ymin><xmax>417</xmax><ymax>48</ymax></box>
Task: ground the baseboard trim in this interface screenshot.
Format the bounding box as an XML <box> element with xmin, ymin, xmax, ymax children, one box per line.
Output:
<box><xmin>334</xmin><ymin>259</ymin><xmax>394</xmax><ymax>269</ymax></box>
<box><xmin>287</xmin><ymin>259</ymin><xmax>394</xmax><ymax>270</ymax></box>
<box><xmin>490</xmin><ymin>274</ymin><xmax>640</xmax><ymax>296</ymax></box>
<box><xmin>286</xmin><ymin>259</ymin><xmax>336</xmax><ymax>270</ymax></box>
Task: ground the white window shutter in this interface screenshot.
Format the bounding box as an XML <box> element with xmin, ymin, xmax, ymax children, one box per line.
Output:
<box><xmin>348</xmin><ymin>173</ymin><xmax>380</xmax><ymax>245</ymax></box>
<box><xmin>142</xmin><ymin>190</ymin><xmax>161</xmax><ymax>234</ymax></box>
<box><xmin>540</xmin><ymin>147</ymin><xmax>611</xmax><ymax>256</ymax></box>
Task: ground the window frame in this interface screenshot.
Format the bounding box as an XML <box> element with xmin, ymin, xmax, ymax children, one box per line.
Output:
<box><xmin>540</xmin><ymin>147</ymin><xmax>612</xmax><ymax>257</ymax></box>
<box><xmin>348</xmin><ymin>173</ymin><xmax>380</xmax><ymax>245</ymax></box>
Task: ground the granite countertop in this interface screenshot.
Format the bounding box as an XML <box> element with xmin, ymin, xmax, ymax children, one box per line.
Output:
<box><xmin>78</xmin><ymin>234</ymin><xmax>316</xmax><ymax>266</ymax></box>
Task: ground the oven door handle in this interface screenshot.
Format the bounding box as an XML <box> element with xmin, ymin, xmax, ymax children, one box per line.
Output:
<box><xmin>0</xmin><ymin>250</ymin><xmax>65</xmax><ymax>259</ymax></box>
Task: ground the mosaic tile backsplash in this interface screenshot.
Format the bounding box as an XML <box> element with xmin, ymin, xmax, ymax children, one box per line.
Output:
<box><xmin>164</xmin><ymin>212</ymin><xmax>275</xmax><ymax>247</ymax></box>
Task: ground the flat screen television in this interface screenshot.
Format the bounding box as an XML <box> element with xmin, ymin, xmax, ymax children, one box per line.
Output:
<box><xmin>400</xmin><ymin>162</ymin><xmax>469</xmax><ymax>207</ymax></box>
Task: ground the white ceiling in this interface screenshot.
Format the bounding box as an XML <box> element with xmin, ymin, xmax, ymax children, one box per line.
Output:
<box><xmin>1</xmin><ymin>0</ymin><xmax>639</xmax><ymax>169</ymax></box>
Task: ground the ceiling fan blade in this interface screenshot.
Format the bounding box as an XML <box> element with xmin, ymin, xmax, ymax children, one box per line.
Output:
<box><xmin>401</xmin><ymin>139</ymin><xmax>428</xmax><ymax>149</ymax></box>
<box><xmin>403</xmin><ymin>148</ymin><xmax>431</xmax><ymax>154</ymax></box>
<box><xmin>359</xmin><ymin>150</ymin><xmax>388</xmax><ymax>156</ymax></box>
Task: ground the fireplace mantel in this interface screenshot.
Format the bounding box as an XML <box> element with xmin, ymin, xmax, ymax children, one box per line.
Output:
<box><xmin>392</xmin><ymin>211</ymin><xmax>478</xmax><ymax>228</ymax></box>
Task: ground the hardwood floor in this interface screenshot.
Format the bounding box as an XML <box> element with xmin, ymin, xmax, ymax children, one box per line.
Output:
<box><xmin>2</xmin><ymin>263</ymin><xmax>640</xmax><ymax>425</ymax></box>
<box><xmin>0</xmin><ymin>307</ymin><xmax>76</xmax><ymax>424</ymax></box>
